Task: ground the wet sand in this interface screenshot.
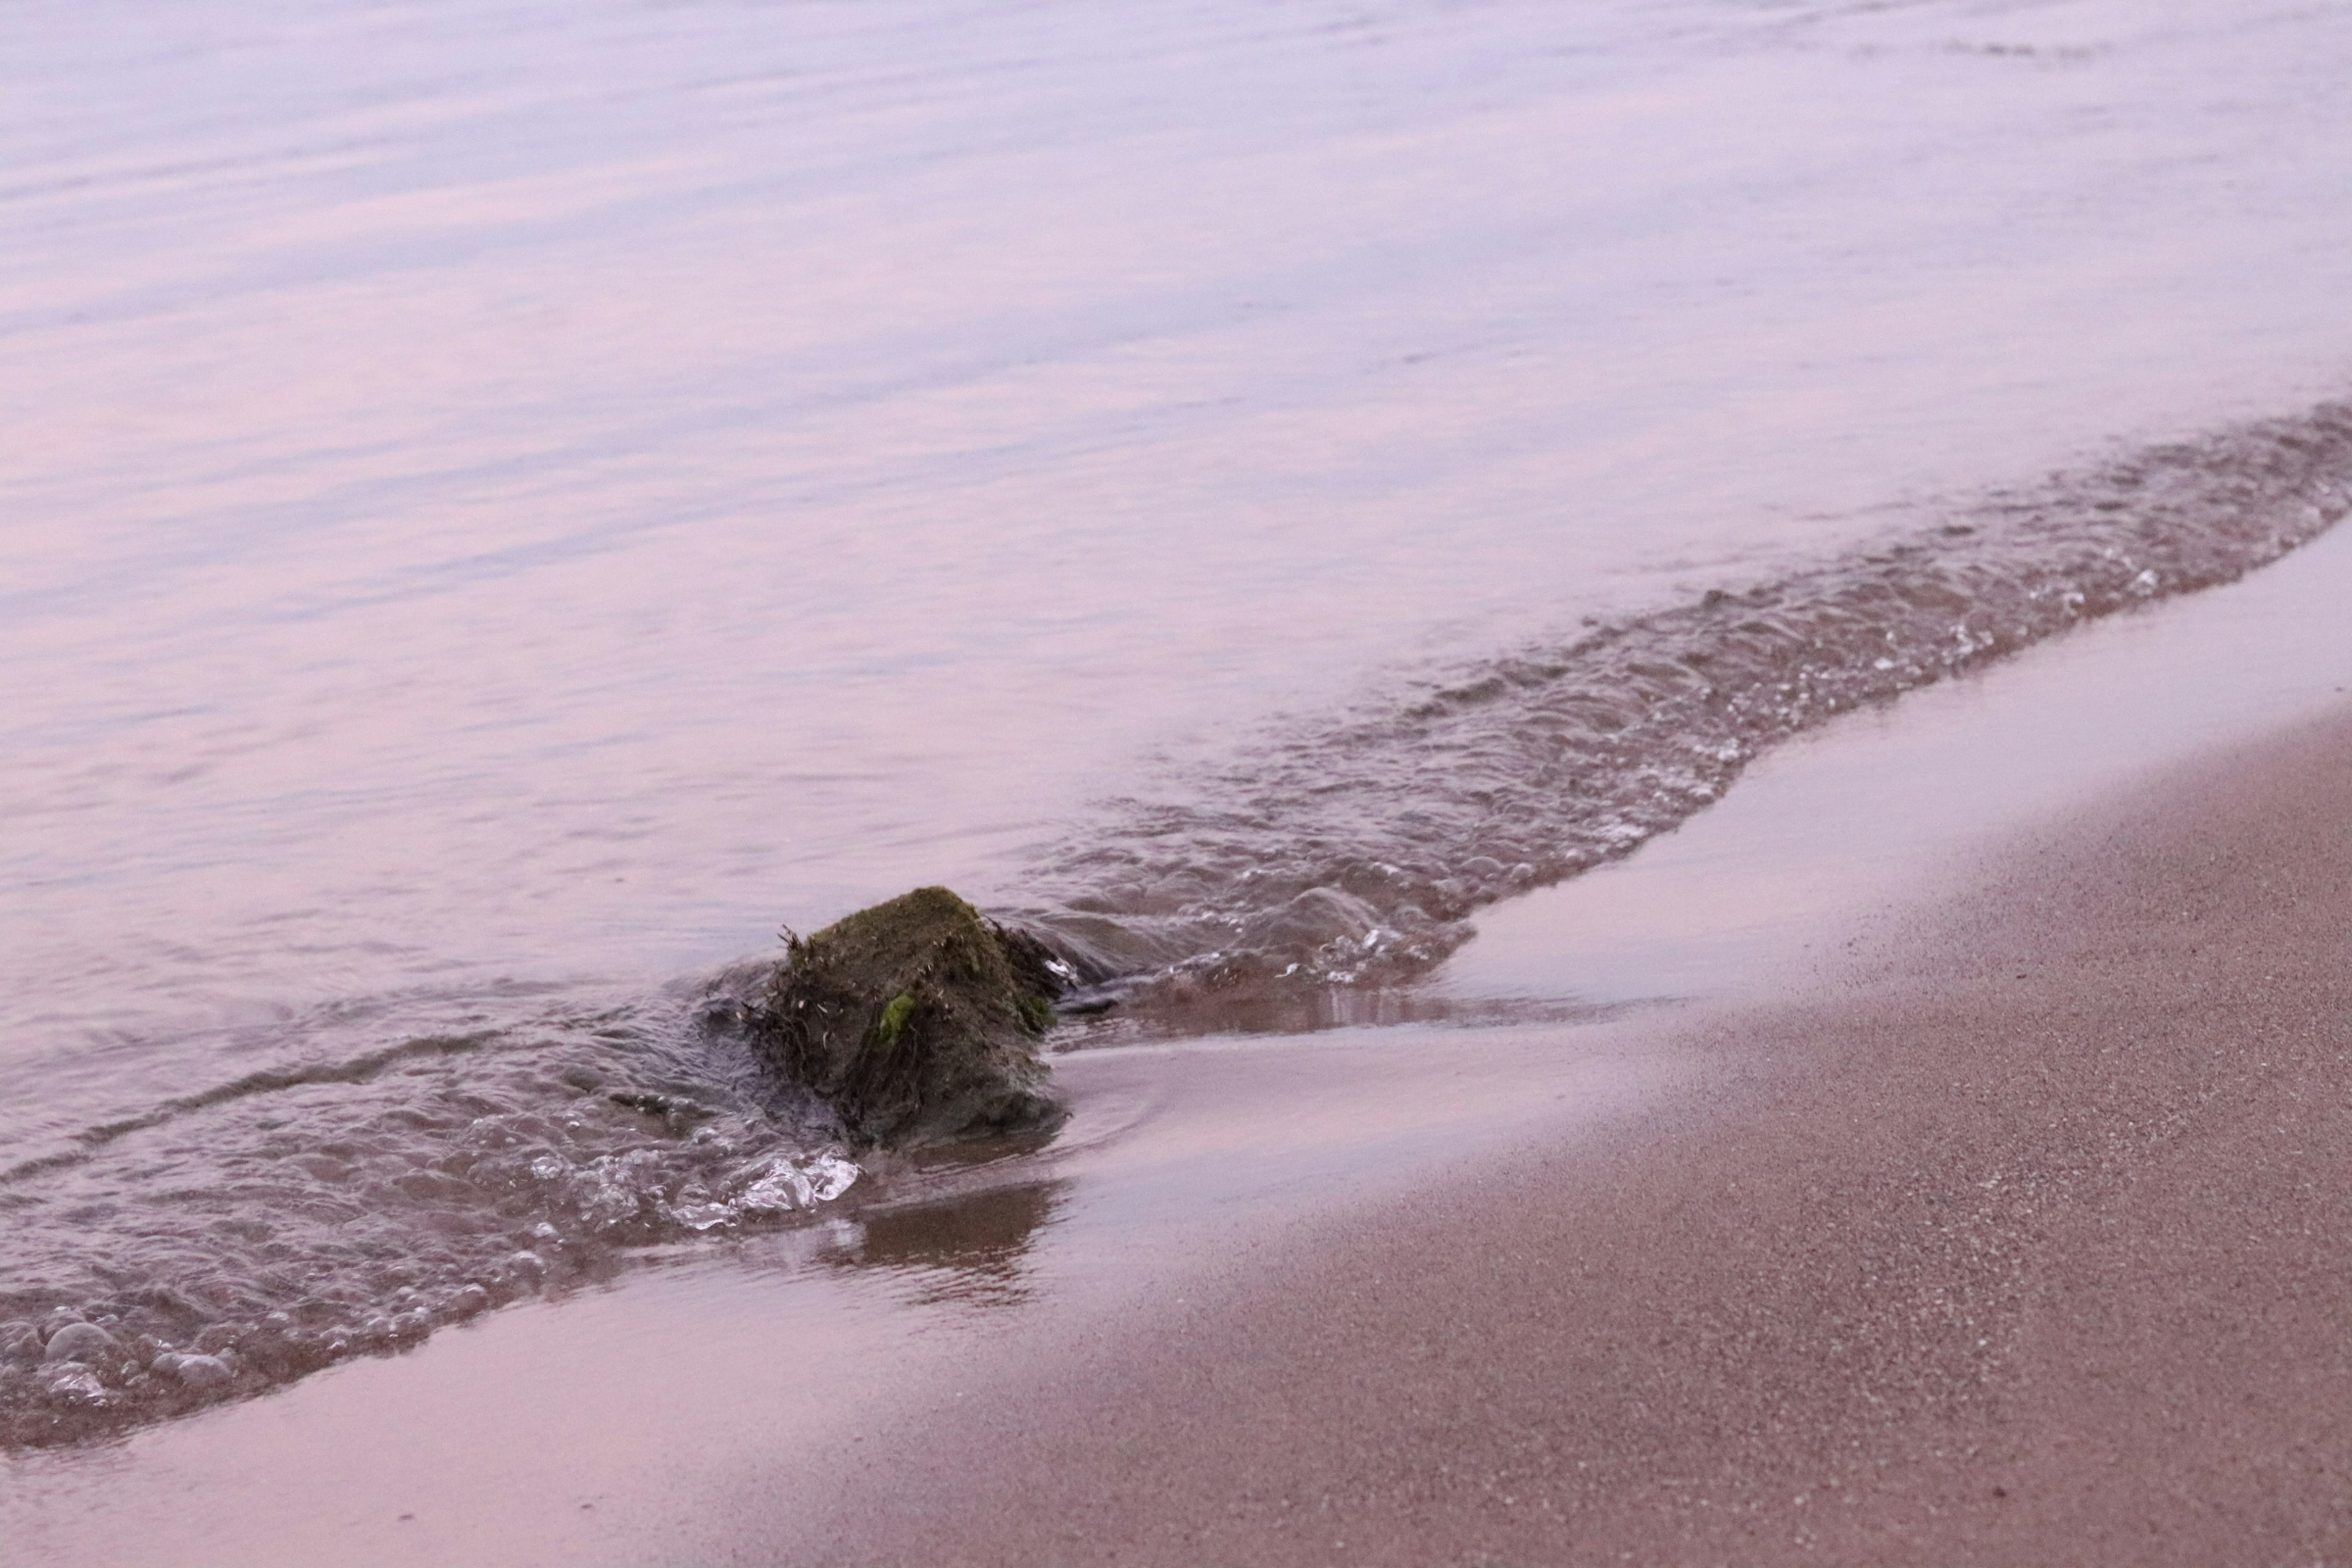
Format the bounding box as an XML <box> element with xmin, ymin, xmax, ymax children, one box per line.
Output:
<box><xmin>0</xmin><ymin>1010</ymin><xmax>1700</xmax><ymax>1568</ymax></box>
<box><xmin>769</xmin><ymin>706</ymin><xmax>2352</xmax><ymax>1567</ymax></box>
<box><xmin>10</xmin><ymin>563</ymin><xmax>2352</xmax><ymax>1566</ymax></box>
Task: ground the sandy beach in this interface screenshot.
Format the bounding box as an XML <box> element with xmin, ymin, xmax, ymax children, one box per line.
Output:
<box><xmin>748</xmin><ymin>706</ymin><xmax>2352</xmax><ymax>1567</ymax></box>
<box><xmin>12</xmin><ymin>4</ymin><xmax>2352</xmax><ymax>1562</ymax></box>
<box><xmin>12</xmin><ymin>538</ymin><xmax>2352</xmax><ymax>1567</ymax></box>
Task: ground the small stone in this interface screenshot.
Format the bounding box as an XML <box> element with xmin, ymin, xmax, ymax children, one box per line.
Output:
<box><xmin>42</xmin><ymin>1322</ymin><xmax>118</xmax><ymax>1364</ymax></box>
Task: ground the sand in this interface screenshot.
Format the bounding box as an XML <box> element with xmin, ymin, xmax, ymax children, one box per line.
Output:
<box><xmin>767</xmin><ymin>707</ymin><xmax>2352</xmax><ymax>1567</ymax></box>
<box><xmin>12</xmin><ymin>590</ymin><xmax>2352</xmax><ymax>1568</ymax></box>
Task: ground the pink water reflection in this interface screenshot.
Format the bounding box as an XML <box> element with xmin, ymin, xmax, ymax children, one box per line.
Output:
<box><xmin>6</xmin><ymin>0</ymin><xmax>2351</xmax><ymax>1071</ymax></box>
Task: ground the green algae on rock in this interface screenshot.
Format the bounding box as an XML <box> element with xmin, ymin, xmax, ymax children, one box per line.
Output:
<box><xmin>756</xmin><ymin>887</ymin><xmax>1070</xmax><ymax>1147</ymax></box>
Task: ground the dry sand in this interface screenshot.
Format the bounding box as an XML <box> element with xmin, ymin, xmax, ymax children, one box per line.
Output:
<box><xmin>773</xmin><ymin>706</ymin><xmax>2352</xmax><ymax>1567</ymax></box>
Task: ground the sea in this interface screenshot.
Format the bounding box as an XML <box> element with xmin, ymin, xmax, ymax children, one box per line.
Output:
<box><xmin>5</xmin><ymin>0</ymin><xmax>2352</xmax><ymax>1449</ymax></box>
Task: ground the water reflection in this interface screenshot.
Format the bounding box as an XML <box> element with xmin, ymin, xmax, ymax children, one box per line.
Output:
<box><xmin>1071</xmin><ymin>981</ymin><xmax>1628</xmax><ymax>1042</ymax></box>
<box><xmin>819</xmin><ymin>1178</ymin><xmax>1066</xmax><ymax>1311</ymax></box>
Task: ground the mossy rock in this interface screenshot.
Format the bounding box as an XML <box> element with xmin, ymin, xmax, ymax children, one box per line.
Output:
<box><xmin>755</xmin><ymin>886</ymin><xmax>1069</xmax><ymax>1147</ymax></box>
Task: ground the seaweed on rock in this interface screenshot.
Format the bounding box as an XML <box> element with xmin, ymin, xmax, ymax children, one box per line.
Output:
<box><xmin>755</xmin><ymin>887</ymin><xmax>1070</xmax><ymax>1147</ymax></box>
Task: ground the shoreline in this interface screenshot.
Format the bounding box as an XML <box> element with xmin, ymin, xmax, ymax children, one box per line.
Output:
<box><xmin>15</xmin><ymin>3</ymin><xmax>2352</xmax><ymax>1561</ymax></box>
<box><xmin>12</xmin><ymin>548</ymin><xmax>2352</xmax><ymax>1564</ymax></box>
<box><xmin>765</xmin><ymin>703</ymin><xmax>2352</xmax><ymax>1567</ymax></box>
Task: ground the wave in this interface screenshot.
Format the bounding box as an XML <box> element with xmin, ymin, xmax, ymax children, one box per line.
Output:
<box><xmin>1015</xmin><ymin>399</ymin><xmax>2352</xmax><ymax>1013</ymax></box>
<box><xmin>0</xmin><ymin>968</ymin><xmax>859</xmax><ymax>1448</ymax></box>
<box><xmin>6</xmin><ymin>398</ymin><xmax>2348</xmax><ymax>1446</ymax></box>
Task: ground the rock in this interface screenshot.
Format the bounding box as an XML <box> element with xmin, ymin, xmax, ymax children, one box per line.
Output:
<box><xmin>756</xmin><ymin>886</ymin><xmax>1069</xmax><ymax>1147</ymax></box>
<box><xmin>41</xmin><ymin>1322</ymin><xmax>118</xmax><ymax>1365</ymax></box>
<box><xmin>0</xmin><ymin>1321</ymin><xmax>39</xmax><ymax>1362</ymax></box>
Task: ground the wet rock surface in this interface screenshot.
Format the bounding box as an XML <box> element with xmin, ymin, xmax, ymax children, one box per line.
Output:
<box><xmin>756</xmin><ymin>888</ymin><xmax>1071</xmax><ymax>1147</ymax></box>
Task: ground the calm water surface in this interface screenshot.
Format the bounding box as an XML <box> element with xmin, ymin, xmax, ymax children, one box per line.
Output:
<box><xmin>11</xmin><ymin>0</ymin><xmax>2352</xmax><ymax>1048</ymax></box>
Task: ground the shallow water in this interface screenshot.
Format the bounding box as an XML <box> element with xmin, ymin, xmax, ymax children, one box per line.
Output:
<box><xmin>6</xmin><ymin>0</ymin><xmax>2352</xmax><ymax>1441</ymax></box>
<box><xmin>1</xmin><ymin>1018</ymin><xmax>1697</xmax><ymax>1568</ymax></box>
<box><xmin>1441</xmin><ymin>515</ymin><xmax>2352</xmax><ymax>1008</ymax></box>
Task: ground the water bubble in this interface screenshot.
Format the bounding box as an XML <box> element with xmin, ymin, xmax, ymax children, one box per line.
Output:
<box><xmin>38</xmin><ymin>1365</ymin><xmax>108</xmax><ymax>1406</ymax></box>
<box><xmin>41</xmin><ymin>1324</ymin><xmax>118</xmax><ymax>1365</ymax></box>
<box><xmin>735</xmin><ymin>1153</ymin><xmax>861</xmax><ymax>1214</ymax></box>
<box><xmin>192</xmin><ymin>1324</ymin><xmax>241</xmax><ymax>1356</ymax></box>
<box><xmin>154</xmin><ymin>1353</ymin><xmax>233</xmax><ymax>1392</ymax></box>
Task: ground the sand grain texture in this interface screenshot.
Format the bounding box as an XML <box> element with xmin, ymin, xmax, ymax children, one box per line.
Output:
<box><xmin>788</xmin><ymin>709</ymin><xmax>2352</xmax><ymax>1567</ymax></box>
